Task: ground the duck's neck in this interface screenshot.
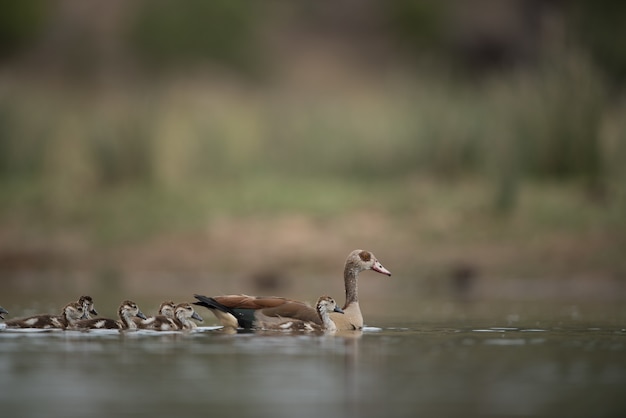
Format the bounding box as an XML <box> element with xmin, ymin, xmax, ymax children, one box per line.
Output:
<box><xmin>60</xmin><ymin>306</ymin><xmax>81</xmax><ymax>328</ymax></box>
<box><xmin>343</xmin><ymin>262</ymin><xmax>361</xmax><ymax>306</ymax></box>
<box><xmin>120</xmin><ymin>310</ymin><xmax>137</xmax><ymax>329</ymax></box>
<box><xmin>176</xmin><ymin>313</ymin><xmax>196</xmax><ymax>329</ymax></box>
<box><xmin>317</xmin><ymin>307</ymin><xmax>336</xmax><ymax>331</ymax></box>
<box><xmin>82</xmin><ymin>304</ymin><xmax>92</xmax><ymax>319</ymax></box>
<box><xmin>161</xmin><ymin>309</ymin><xmax>174</xmax><ymax>319</ymax></box>
<box><xmin>59</xmin><ymin>312</ymin><xmax>71</xmax><ymax>328</ymax></box>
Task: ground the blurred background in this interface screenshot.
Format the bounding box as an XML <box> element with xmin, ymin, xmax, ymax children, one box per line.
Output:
<box><xmin>1</xmin><ymin>0</ymin><xmax>625</xmax><ymax>320</ymax></box>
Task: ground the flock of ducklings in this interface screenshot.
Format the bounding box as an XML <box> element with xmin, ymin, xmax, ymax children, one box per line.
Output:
<box><xmin>0</xmin><ymin>297</ymin><xmax>203</xmax><ymax>331</ymax></box>
<box><xmin>0</xmin><ymin>294</ymin><xmax>344</xmax><ymax>333</ymax></box>
<box><xmin>0</xmin><ymin>250</ymin><xmax>391</xmax><ymax>333</ymax></box>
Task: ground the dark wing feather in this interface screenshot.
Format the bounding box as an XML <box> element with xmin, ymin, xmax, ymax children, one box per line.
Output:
<box><xmin>194</xmin><ymin>294</ymin><xmax>253</xmax><ymax>328</ymax></box>
<box><xmin>194</xmin><ymin>294</ymin><xmax>320</xmax><ymax>328</ymax></box>
<box><xmin>194</xmin><ymin>295</ymin><xmax>239</xmax><ymax>315</ymax></box>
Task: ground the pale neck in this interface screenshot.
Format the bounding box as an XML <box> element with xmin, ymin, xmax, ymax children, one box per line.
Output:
<box><xmin>343</xmin><ymin>263</ymin><xmax>361</xmax><ymax>305</ymax></box>
<box><xmin>176</xmin><ymin>313</ymin><xmax>196</xmax><ymax>329</ymax></box>
<box><xmin>120</xmin><ymin>310</ymin><xmax>137</xmax><ymax>329</ymax></box>
<box><xmin>317</xmin><ymin>307</ymin><xmax>337</xmax><ymax>331</ymax></box>
<box><xmin>177</xmin><ymin>313</ymin><xmax>188</xmax><ymax>328</ymax></box>
<box><xmin>62</xmin><ymin>307</ymin><xmax>82</xmax><ymax>326</ymax></box>
<box><xmin>60</xmin><ymin>311</ymin><xmax>71</xmax><ymax>327</ymax></box>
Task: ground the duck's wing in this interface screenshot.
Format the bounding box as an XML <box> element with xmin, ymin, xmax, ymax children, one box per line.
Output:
<box><xmin>194</xmin><ymin>294</ymin><xmax>320</xmax><ymax>329</ymax></box>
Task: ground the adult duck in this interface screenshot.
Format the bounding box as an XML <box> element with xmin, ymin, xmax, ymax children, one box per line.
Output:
<box><xmin>194</xmin><ymin>249</ymin><xmax>391</xmax><ymax>331</ymax></box>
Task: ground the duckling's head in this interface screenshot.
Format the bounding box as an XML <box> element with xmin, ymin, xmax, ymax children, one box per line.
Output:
<box><xmin>78</xmin><ymin>295</ymin><xmax>98</xmax><ymax>316</ymax></box>
<box><xmin>175</xmin><ymin>303</ymin><xmax>203</xmax><ymax>322</ymax></box>
<box><xmin>158</xmin><ymin>301</ymin><xmax>176</xmax><ymax>319</ymax></box>
<box><xmin>64</xmin><ymin>302</ymin><xmax>88</xmax><ymax>322</ymax></box>
<box><xmin>316</xmin><ymin>295</ymin><xmax>344</xmax><ymax>316</ymax></box>
<box><xmin>119</xmin><ymin>300</ymin><xmax>147</xmax><ymax>320</ymax></box>
<box><xmin>0</xmin><ymin>305</ymin><xmax>8</xmax><ymax>320</ymax></box>
<box><xmin>346</xmin><ymin>250</ymin><xmax>392</xmax><ymax>277</ymax></box>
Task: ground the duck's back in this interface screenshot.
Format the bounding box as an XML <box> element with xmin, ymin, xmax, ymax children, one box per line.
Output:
<box><xmin>75</xmin><ymin>318</ymin><xmax>121</xmax><ymax>329</ymax></box>
<box><xmin>5</xmin><ymin>314</ymin><xmax>63</xmax><ymax>329</ymax></box>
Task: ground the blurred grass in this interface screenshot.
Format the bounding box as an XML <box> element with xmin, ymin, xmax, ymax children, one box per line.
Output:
<box><xmin>0</xmin><ymin>60</ymin><xmax>619</xmax><ymax>186</ymax></box>
<box><xmin>0</xmin><ymin>54</ymin><xmax>624</xmax><ymax>286</ymax></box>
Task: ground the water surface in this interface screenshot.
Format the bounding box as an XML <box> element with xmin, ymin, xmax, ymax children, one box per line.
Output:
<box><xmin>1</xmin><ymin>316</ymin><xmax>625</xmax><ymax>418</ymax></box>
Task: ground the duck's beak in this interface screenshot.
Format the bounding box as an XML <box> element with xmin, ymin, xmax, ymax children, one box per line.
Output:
<box><xmin>90</xmin><ymin>308</ymin><xmax>98</xmax><ymax>316</ymax></box>
<box><xmin>333</xmin><ymin>306</ymin><xmax>345</xmax><ymax>314</ymax></box>
<box><xmin>191</xmin><ymin>311</ymin><xmax>204</xmax><ymax>322</ymax></box>
<box><xmin>136</xmin><ymin>310</ymin><xmax>147</xmax><ymax>320</ymax></box>
<box><xmin>0</xmin><ymin>306</ymin><xmax>8</xmax><ymax>319</ymax></box>
<box><xmin>371</xmin><ymin>260</ymin><xmax>392</xmax><ymax>276</ymax></box>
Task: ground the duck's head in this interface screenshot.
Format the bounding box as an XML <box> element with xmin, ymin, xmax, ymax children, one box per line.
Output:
<box><xmin>317</xmin><ymin>295</ymin><xmax>344</xmax><ymax>315</ymax></box>
<box><xmin>0</xmin><ymin>305</ymin><xmax>8</xmax><ymax>320</ymax></box>
<box><xmin>120</xmin><ymin>300</ymin><xmax>147</xmax><ymax>320</ymax></box>
<box><xmin>78</xmin><ymin>295</ymin><xmax>98</xmax><ymax>316</ymax></box>
<box><xmin>64</xmin><ymin>302</ymin><xmax>88</xmax><ymax>322</ymax></box>
<box><xmin>158</xmin><ymin>301</ymin><xmax>176</xmax><ymax>319</ymax></box>
<box><xmin>175</xmin><ymin>303</ymin><xmax>203</xmax><ymax>322</ymax></box>
<box><xmin>346</xmin><ymin>250</ymin><xmax>392</xmax><ymax>276</ymax></box>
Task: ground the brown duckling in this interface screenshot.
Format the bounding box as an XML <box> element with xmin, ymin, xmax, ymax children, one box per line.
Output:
<box><xmin>75</xmin><ymin>300</ymin><xmax>147</xmax><ymax>330</ymax></box>
<box><xmin>5</xmin><ymin>302</ymin><xmax>87</xmax><ymax>329</ymax></box>
<box><xmin>172</xmin><ymin>303</ymin><xmax>203</xmax><ymax>330</ymax></box>
<box><xmin>135</xmin><ymin>300</ymin><xmax>178</xmax><ymax>331</ymax></box>
<box><xmin>78</xmin><ymin>295</ymin><xmax>98</xmax><ymax>319</ymax></box>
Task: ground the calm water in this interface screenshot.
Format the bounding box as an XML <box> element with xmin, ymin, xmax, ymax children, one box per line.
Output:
<box><xmin>1</xmin><ymin>316</ymin><xmax>625</xmax><ymax>418</ymax></box>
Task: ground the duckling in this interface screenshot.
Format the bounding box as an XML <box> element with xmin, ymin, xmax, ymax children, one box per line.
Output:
<box><xmin>0</xmin><ymin>305</ymin><xmax>8</xmax><ymax>320</ymax></box>
<box><xmin>172</xmin><ymin>302</ymin><xmax>203</xmax><ymax>330</ymax></box>
<box><xmin>259</xmin><ymin>295</ymin><xmax>344</xmax><ymax>332</ymax></box>
<box><xmin>75</xmin><ymin>300</ymin><xmax>147</xmax><ymax>330</ymax></box>
<box><xmin>78</xmin><ymin>295</ymin><xmax>98</xmax><ymax>319</ymax></box>
<box><xmin>135</xmin><ymin>300</ymin><xmax>178</xmax><ymax>331</ymax></box>
<box><xmin>160</xmin><ymin>300</ymin><xmax>176</xmax><ymax>319</ymax></box>
<box><xmin>5</xmin><ymin>302</ymin><xmax>87</xmax><ymax>329</ymax></box>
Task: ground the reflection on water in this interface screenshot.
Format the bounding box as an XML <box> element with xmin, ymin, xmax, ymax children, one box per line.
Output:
<box><xmin>1</xmin><ymin>320</ymin><xmax>625</xmax><ymax>418</ymax></box>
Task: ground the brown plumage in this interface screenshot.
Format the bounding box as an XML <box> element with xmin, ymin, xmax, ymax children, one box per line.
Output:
<box><xmin>75</xmin><ymin>300</ymin><xmax>147</xmax><ymax>330</ymax></box>
<box><xmin>5</xmin><ymin>302</ymin><xmax>87</xmax><ymax>329</ymax></box>
<box><xmin>194</xmin><ymin>249</ymin><xmax>391</xmax><ymax>331</ymax></box>
<box><xmin>78</xmin><ymin>295</ymin><xmax>98</xmax><ymax>319</ymax></box>
<box><xmin>171</xmin><ymin>303</ymin><xmax>203</xmax><ymax>330</ymax></box>
<box><xmin>257</xmin><ymin>295</ymin><xmax>344</xmax><ymax>332</ymax></box>
<box><xmin>135</xmin><ymin>301</ymin><xmax>178</xmax><ymax>330</ymax></box>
